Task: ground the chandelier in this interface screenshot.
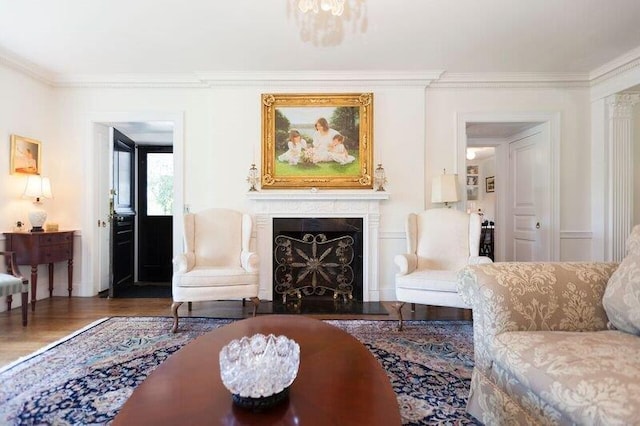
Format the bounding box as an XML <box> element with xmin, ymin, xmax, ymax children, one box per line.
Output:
<box><xmin>297</xmin><ymin>0</ymin><xmax>345</xmax><ymax>16</ymax></box>
<box><xmin>288</xmin><ymin>0</ymin><xmax>367</xmax><ymax>47</ymax></box>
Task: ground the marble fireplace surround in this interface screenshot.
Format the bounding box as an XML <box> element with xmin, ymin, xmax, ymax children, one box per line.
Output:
<box><xmin>247</xmin><ymin>190</ymin><xmax>389</xmax><ymax>302</ymax></box>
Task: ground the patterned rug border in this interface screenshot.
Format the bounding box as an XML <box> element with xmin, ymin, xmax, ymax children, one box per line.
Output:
<box><xmin>0</xmin><ymin>317</ymin><xmax>111</xmax><ymax>375</ymax></box>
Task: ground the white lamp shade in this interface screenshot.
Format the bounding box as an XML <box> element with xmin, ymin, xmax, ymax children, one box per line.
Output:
<box><xmin>23</xmin><ymin>176</ymin><xmax>53</xmax><ymax>200</ymax></box>
<box><xmin>431</xmin><ymin>174</ymin><xmax>459</xmax><ymax>203</ymax></box>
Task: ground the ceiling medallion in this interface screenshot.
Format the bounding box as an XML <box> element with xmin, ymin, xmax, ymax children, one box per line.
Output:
<box><xmin>288</xmin><ymin>0</ymin><xmax>367</xmax><ymax>47</ymax></box>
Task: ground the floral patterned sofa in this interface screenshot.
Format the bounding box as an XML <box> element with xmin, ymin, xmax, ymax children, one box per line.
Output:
<box><xmin>457</xmin><ymin>259</ymin><xmax>640</xmax><ymax>425</ymax></box>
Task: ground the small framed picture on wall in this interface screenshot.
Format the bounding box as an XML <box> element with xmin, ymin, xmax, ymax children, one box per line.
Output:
<box><xmin>467</xmin><ymin>186</ymin><xmax>479</xmax><ymax>200</ymax></box>
<box><xmin>10</xmin><ymin>134</ymin><xmax>41</xmax><ymax>175</ymax></box>
<box><xmin>486</xmin><ymin>176</ymin><xmax>495</xmax><ymax>193</ymax></box>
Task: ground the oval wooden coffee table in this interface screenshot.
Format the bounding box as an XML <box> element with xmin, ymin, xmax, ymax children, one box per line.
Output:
<box><xmin>113</xmin><ymin>315</ymin><xmax>401</xmax><ymax>425</ymax></box>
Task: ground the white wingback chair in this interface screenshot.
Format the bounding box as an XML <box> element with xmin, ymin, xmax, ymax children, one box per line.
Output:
<box><xmin>394</xmin><ymin>208</ymin><xmax>492</xmax><ymax>330</ymax></box>
<box><xmin>171</xmin><ymin>208</ymin><xmax>260</xmax><ymax>332</ymax></box>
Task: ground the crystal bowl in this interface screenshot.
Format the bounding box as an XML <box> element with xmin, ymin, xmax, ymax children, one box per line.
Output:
<box><xmin>219</xmin><ymin>333</ymin><xmax>300</xmax><ymax>409</ymax></box>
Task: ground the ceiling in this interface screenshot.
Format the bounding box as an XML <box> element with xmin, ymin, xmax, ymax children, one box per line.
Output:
<box><xmin>1</xmin><ymin>0</ymin><xmax>640</xmax><ymax>79</ymax></box>
<box><xmin>114</xmin><ymin>122</ymin><xmax>174</xmax><ymax>146</ymax></box>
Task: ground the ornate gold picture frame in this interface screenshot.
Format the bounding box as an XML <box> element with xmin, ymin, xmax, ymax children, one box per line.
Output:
<box><xmin>261</xmin><ymin>92</ymin><xmax>373</xmax><ymax>189</ymax></box>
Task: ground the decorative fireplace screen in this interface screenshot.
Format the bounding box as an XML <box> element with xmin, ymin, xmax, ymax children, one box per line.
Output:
<box><xmin>274</xmin><ymin>233</ymin><xmax>355</xmax><ymax>302</ymax></box>
<box><xmin>272</xmin><ymin>218</ymin><xmax>363</xmax><ymax>303</ymax></box>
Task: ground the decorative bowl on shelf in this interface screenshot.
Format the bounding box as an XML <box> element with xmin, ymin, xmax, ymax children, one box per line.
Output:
<box><xmin>219</xmin><ymin>333</ymin><xmax>300</xmax><ymax>411</ymax></box>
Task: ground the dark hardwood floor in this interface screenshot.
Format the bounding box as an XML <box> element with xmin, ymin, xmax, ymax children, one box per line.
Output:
<box><xmin>0</xmin><ymin>296</ymin><xmax>471</xmax><ymax>368</ymax></box>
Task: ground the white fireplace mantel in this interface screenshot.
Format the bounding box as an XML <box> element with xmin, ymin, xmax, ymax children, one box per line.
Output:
<box><xmin>247</xmin><ymin>190</ymin><xmax>390</xmax><ymax>302</ymax></box>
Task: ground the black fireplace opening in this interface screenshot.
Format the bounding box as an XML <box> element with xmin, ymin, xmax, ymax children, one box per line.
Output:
<box><xmin>272</xmin><ymin>217</ymin><xmax>364</xmax><ymax>303</ymax></box>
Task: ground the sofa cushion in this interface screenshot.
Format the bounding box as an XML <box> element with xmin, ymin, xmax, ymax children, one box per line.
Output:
<box><xmin>603</xmin><ymin>225</ymin><xmax>640</xmax><ymax>335</ymax></box>
<box><xmin>491</xmin><ymin>330</ymin><xmax>640</xmax><ymax>425</ymax></box>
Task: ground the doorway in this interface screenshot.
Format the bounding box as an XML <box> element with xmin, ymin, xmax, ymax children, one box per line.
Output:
<box><xmin>459</xmin><ymin>113</ymin><xmax>560</xmax><ymax>261</ymax></box>
<box><xmin>86</xmin><ymin>114</ymin><xmax>183</xmax><ymax>299</ymax></box>
<box><xmin>110</xmin><ymin>124</ymin><xmax>174</xmax><ymax>297</ymax></box>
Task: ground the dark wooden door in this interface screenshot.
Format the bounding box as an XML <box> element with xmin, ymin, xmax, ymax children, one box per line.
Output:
<box><xmin>137</xmin><ymin>146</ymin><xmax>173</xmax><ymax>283</ymax></box>
<box><xmin>110</xmin><ymin>129</ymin><xmax>136</xmax><ymax>297</ymax></box>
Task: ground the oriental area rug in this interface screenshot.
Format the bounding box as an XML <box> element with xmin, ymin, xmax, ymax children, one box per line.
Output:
<box><xmin>0</xmin><ymin>317</ymin><xmax>479</xmax><ymax>425</ymax></box>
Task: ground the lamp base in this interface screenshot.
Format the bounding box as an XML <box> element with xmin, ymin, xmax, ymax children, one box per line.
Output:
<box><xmin>28</xmin><ymin>208</ymin><xmax>47</xmax><ymax>233</ymax></box>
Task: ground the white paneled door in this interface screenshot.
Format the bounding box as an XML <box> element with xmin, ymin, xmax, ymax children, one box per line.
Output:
<box><xmin>506</xmin><ymin>124</ymin><xmax>550</xmax><ymax>261</ymax></box>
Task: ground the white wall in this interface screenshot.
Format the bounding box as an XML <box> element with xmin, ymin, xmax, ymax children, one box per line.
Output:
<box><xmin>1</xmin><ymin>64</ymin><xmax>597</xmax><ymax>308</ymax></box>
<box><xmin>426</xmin><ymin>87</ymin><xmax>593</xmax><ymax>260</ymax></box>
<box><xmin>0</xmin><ymin>66</ymin><xmax>60</xmax><ymax>312</ymax></box>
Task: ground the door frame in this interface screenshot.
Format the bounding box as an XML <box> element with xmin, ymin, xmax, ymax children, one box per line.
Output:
<box><xmin>456</xmin><ymin>112</ymin><xmax>561</xmax><ymax>261</ymax></box>
<box><xmin>84</xmin><ymin>111</ymin><xmax>184</xmax><ymax>296</ymax></box>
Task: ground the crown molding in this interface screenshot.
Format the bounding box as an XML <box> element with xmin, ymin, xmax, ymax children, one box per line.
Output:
<box><xmin>590</xmin><ymin>45</ymin><xmax>640</xmax><ymax>84</ymax></box>
<box><xmin>195</xmin><ymin>70</ymin><xmax>444</xmax><ymax>87</ymax></box>
<box><xmin>53</xmin><ymin>70</ymin><xmax>444</xmax><ymax>88</ymax></box>
<box><xmin>430</xmin><ymin>72</ymin><xmax>590</xmax><ymax>88</ymax></box>
<box><xmin>53</xmin><ymin>73</ymin><xmax>209</xmax><ymax>88</ymax></box>
<box><xmin>3</xmin><ymin>43</ymin><xmax>640</xmax><ymax>91</ymax></box>
<box><xmin>0</xmin><ymin>47</ymin><xmax>55</xmax><ymax>86</ymax></box>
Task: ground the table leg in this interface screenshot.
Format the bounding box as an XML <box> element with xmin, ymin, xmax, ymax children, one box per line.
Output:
<box><xmin>30</xmin><ymin>264</ymin><xmax>38</xmax><ymax>311</ymax></box>
<box><xmin>48</xmin><ymin>263</ymin><xmax>54</xmax><ymax>297</ymax></box>
<box><xmin>68</xmin><ymin>258</ymin><xmax>73</xmax><ymax>296</ymax></box>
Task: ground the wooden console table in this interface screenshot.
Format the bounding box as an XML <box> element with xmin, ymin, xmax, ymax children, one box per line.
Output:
<box><xmin>3</xmin><ymin>231</ymin><xmax>74</xmax><ymax>310</ymax></box>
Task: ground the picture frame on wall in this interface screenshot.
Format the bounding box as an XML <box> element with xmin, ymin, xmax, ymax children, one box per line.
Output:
<box><xmin>486</xmin><ymin>176</ymin><xmax>495</xmax><ymax>193</ymax></box>
<box><xmin>467</xmin><ymin>175</ymin><xmax>478</xmax><ymax>186</ymax></box>
<box><xmin>10</xmin><ymin>134</ymin><xmax>41</xmax><ymax>175</ymax></box>
<box><xmin>466</xmin><ymin>165</ymin><xmax>478</xmax><ymax>175</ymax></box>
<box><xmin>467</xmin><ymin>186</ymin><xmax>479</xmax><ymax>200</ymax></box>
<box><xmin>260</xmin><ymin>92</ymin><xmax>374</xmax><ymax>189</ymax></box>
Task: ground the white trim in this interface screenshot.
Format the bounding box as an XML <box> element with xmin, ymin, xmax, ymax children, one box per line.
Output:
<box><xmin>560</xmin><ymin>231</ymin><xmax>592</xmax><ymax>240</ymax></box>
<box><xmin>83</xmin><ymin>111</ymin><xmax>184</xmax><ymax>297</ymax></box>
<box><xmin>590</xmin><ymin>45</ymin><xmax>640</xmax><ymax>83</ymax></box>
<box><xmin>0</xmin><ymin>317</ymin><xmax>109</xmax><ymax>374</ymax></box>
<box><xmin>432</xmin><ymin>72</ymin><xmax>590</xmax><ymax>89</ymax></box>
<box><xmin>246</xmin><ymin>190</ymin><xmax>390</xmax><ymax>201</ymax></box>
<box><xmin>456</xmin><ymin>112</ymin><xmax>561</xmax><ymax>262</ymax></box>
<box><xmin>0</xmin><ymin>47</ymin><xmax>55</xmax><ymax>86</ymax></box>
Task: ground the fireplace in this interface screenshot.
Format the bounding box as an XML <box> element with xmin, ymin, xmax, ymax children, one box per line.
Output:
<box><xmin>272</xmin><ymin>217</ymin><xmax>364</xmax><ymax>303</ymax></box>
<box><xmin>247</xmin><ymin>190</ymin><xmax>389</xmax><ymax>302</ymax></box>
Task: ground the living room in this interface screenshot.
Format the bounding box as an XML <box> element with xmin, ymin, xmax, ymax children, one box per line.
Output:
<box><xmin>1</xmin><ymin>0</ymin><xmax>640</xmax><ymax>424</ymax></box>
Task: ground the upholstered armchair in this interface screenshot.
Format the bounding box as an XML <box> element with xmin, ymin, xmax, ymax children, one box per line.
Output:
<box><xmin>171</xmin><ymin>208</ymin><xmax>260</xmax><ymax>332</ymax></box>
<box><xmin>394</xmin><ymin>208</ymin><xmax>491</xmax><ymax>330</ymax></box>
<box><xmin>1</xmin><ymin>251</ymin><xmax>29</xmax><ymax>326</ymax></box>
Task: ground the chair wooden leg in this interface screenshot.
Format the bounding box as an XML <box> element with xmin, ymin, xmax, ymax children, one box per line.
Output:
<box><xmin>250</xmin><ymin>297</ymin><xmax>260</xmax><ymax>317</ymax></box>
<box><xmin>411</xmin><ymin>303</ymin><xmax>416</xmax><ymax>312</ymax></box>
<box><xmin>242</xmin><ymin>298</ymin><xmax>246</xmax><ymax>306</ymax></box>
<box><xmin>395</xmin><ymin>302</ymin><xmax>405</xmax><ymax>331</ymax></box>
<box><xmin>171</xmin><ymin>301</ymin><xmax>183</xmax><ymax>333</ymax></box>
<box><xmin>21</xmin><ymin>288</ymin><xmax>28</xmax><ymax>326</ymax></box>
<box><xmin>188</xmin><ymin>301</ymin><xmax>192</xmax><ymax>311</ymax></box>
<box><xmin>6</xmin><ymin>294</ymin><xmax>12</xmax><ymax>311</ymax></box>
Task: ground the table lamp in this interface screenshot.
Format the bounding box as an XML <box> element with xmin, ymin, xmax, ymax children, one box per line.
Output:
<box><xmin>431</xmin><ymin>169</ymin><xmax>459</xmax><ymax>208</ymax></box>
<box><xmin>23</xmin><ymin>175</ymin><xmax>53</xmax><ymax>232</ymax></box>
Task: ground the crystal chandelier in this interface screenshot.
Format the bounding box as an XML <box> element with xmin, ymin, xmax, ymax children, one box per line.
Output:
<box><xmin>288</xmin><ymin>0</ymin><xmax>367</xmax><ymax>47</ymax></box>
<box><xmin>297</xmin><ymin>0</ymin><xmax>345</xmax><ymax>16</ymax></box>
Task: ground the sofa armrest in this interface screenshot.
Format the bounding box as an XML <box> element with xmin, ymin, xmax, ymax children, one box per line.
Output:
<box><xmin>394</xmin><ymin>253</ymin><xmax>417</xmax><ymax>275</ymax></box>
<box><xmin>241</xmin><ymin>250</ymin><xmax>259</xmax><ymax>273</ymax></box>
<box><xmin>457</xmin><ymin>262</ymin><xmax>618</xmax><ymax>370</ymax></box>
<box><xmin>173</xmin><ymin>252</ymin><xmax>195</xmax><ymax>274</ymax></box>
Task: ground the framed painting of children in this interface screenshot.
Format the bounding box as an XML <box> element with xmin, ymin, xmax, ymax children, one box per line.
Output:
<box><xmin>260</xmin><ymin>92</ymin><xmax>374</xmax><ymax>189</ymax></box>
